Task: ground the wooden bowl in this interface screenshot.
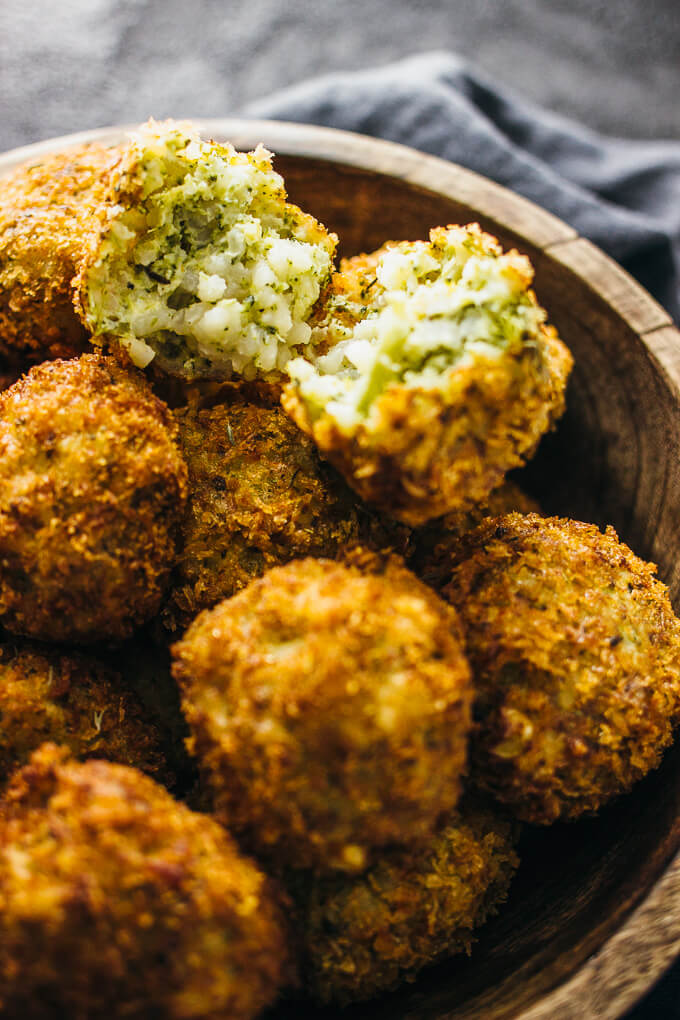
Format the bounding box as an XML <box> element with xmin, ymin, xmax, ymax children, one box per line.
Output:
<box><xmin>2</xmin><ymin>121</ymin><xmax>679</xmax><ymax>1019</ymax></box>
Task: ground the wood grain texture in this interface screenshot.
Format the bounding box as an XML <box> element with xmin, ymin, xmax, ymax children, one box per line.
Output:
<box><xmin>1</xmin><ymin>121</ymin><xmax>679</xmax><ymax>1020</ymax></box>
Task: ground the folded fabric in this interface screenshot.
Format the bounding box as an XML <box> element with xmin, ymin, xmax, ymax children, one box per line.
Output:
<box><xmin>246</xmin><ymin>51</ymin><xmax>679</xmax><ymax>323</ymax></box>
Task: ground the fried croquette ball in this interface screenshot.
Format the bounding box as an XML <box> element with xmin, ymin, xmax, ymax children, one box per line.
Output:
<box><xmin>0</xmin><ymin>144</ymin><xmax>119</xmax><ymax>364</ymax></box>
<box><xmin>0</xmin><ymin>641</ymin><xmax>173</xmax><ymax>787</ymax></box>
<box><xmin>443</xmin><ymin>513</ymin><xmax>680</xmax><ymax>824</ymax></box>
<box><xmin>75</xmin><ymin>120</ymin><xmax>337</xmax><ymax>380</ymax></box>
<box><xmin>0</xmin><ymin>745</ymin><xmax>293</xmax><ymax>1020</ymax></box>
<box><xmin>162</xmin><ymin>398</ymin><xmax>408</xmax><ymax>633</ymax></box>
<box><xmin>292</xmin><ymin>799</ymin><xmax>519</xmax><ymax>1003</ymax></box>
<box><xmin>282</xmin><ymin>224</ymin><xmax>572</xmax><ymax>526</ymax></box>
<box><xmin>411</xmin><ymin>480</ymin><xmax>541</xmax><ymax>590</ymax></box>
<box><xmin>0</xmin><ymin>354</ymin><xmax>188</xmax><ymax>643</ymax></box>
<box><xmin>173</xmin><ymin>556</ymin><xmax>473</xmax><ymax>873</ymax></box>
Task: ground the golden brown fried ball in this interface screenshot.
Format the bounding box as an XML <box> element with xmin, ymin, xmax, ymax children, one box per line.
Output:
<box><xmin>0</xmin><ymin>640</ymin><xmax>173</xmax><ymax>787</ymax></box>
<box><xmin>0</xmin><ymin>144</ymin><xmax>119</xmax><ymax>364</ymax></box>
<box><xmin>283</xmin><ymin>225</ymin><xmax>573</xmax><ymax>526</ymax></box>
<box><xmin>0</xmin><ymin>354</ymin><xmax>188</xmax><ymax>643</ymax></box>
<box><xmin>0</xmin><ymin>744</ymin><xmax>293</xmax><ymax>1019</ymax></box>
<box><xmin>173</xmin><ymin>556</ymin><xmax>473</xmax><ymax>873</ymax></box>
<box><xmin>411</xmin><ymin>480</ymin><xmax>541</xmax><ymax>590</ymax></box>
<box><xmin>443</xmin><ymin>513</ymin><xmax>680</xmax><ymax>824</ymax></box>
<box><xmin>291</xmin><ymin>799</ymin><xmax>519</xmax><ymax>1003</ymax></box>
<box><xmin>162</xmin><ymin>398</ymin><xmax>408</xmax><ymax>633</ymax></box>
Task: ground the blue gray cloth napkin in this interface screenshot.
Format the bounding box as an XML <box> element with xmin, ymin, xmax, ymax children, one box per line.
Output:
<box><xmin>248</xmin><ymin>51</ymin><xmax>680</xmax><ymax>1019</ymax></box>
<box><xmin>247</xmin><ymin>51</ymin><xmax>680</xmax><ymax>324</ymax></box>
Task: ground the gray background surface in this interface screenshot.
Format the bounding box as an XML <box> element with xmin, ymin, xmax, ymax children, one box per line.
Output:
<box><xmin>0</xmin><ymin>0</ymin><xmax>678</xmax><ymax>154</ymax></box>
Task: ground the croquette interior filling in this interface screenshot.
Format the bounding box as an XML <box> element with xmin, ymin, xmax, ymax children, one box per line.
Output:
<box><xmin>83</xmin><ymin>125</ymin><xmax>334</xmax><ymax>378</ymax></box>
<box><xmin>287</xmin><ymin>227</ymin><xmax>547</xmax><ymax>430</ymax></box>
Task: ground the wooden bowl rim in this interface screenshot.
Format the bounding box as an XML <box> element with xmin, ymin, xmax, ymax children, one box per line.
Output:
<box><xmin>2</xmin><ymin>119</ymin><xmax>679</xmax><ymax>1019</ymax></box>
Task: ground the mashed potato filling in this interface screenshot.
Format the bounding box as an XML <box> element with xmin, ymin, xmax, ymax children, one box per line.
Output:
<box><xmin>83</xmin><ymin>123</ymin><xmax>335</xmax><ymax>379</ymax></box>
<box><xmin>287</xmin><ymin>225</ymin><xmax>547</xmax><ymax>431</ymax></box>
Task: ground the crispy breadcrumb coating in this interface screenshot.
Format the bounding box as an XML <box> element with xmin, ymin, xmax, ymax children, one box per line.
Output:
<box><xmin>283</xmin><ymin>225</ymin><xmax>572</xmax><ymax>525</ymax></box>
<box><xmin>411</xmin><ymin>480</ymin><xmax>541</xmax><ymax>590</ymax></box>
<box><xmin>173</xmin><ymin>556</ymin><xmax>473</xmax><ymax>873</ymax></box>
<box><xmin>76</xmin><ymin>120</ymin><xmax>336</xmax><ymax>380</ymax></box>
<box><xmin>0</xmin><ymin>354</ymin><xmax>188</xmax><ymax>643</ymax></box>
<box><xmin>0</xmin><ymin>640</ymin><xmax>173</xmax><ymax>787</ymax></box>
<box><xmin>444</xmin><ymin>513</ymin><xmax>680</xmax><ymax>823</ymax></box>
<box><xmin>0</xmin><ymin>745</ymin><xmax>293</xmax><ymax>1019</ymax></box>
<box><xmin>162</xmin><ymin>398</ymin><xmax>408</xmax><ymax>633</ymax></box>
<box><xmin>291</xmin><ymin>799</ymin><xmax>519</xmax><ymax>1003</ymax></box>
<box><xmin>0</xmin><ymin>144</ymin><xmax>118</xmax><ymax>364</ymax></box>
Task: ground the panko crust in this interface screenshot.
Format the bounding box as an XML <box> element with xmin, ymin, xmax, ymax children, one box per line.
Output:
<box><xmin>173</xmin><ymin>556</ymin><xmax>473</xmax><ymax>872</ymax></box>
<box><xmin>444</xmin><ymin>513</ymin><xmax>680</xmax><ymax>823</ymax></box>
<box><xmin>162</xmin><ymin>398</ymin><xmax>408</xmax><ymax>633</ymax></box>
<box><xmin>292</xmin><ymin>799</ymin><xmax>519</xmax><ymax>1003</ymax></box>
<box><xmin>0</xmin><ymin>144</ymin><xmax>120</xmax><ymax>363</ymax></box>
<box><xmin>411</xmin><ymin>480</ymin><xmax>541</xmax><ymax>590</ymax></box>
<box><xmin>0</xmin><ymin>354</ymin><xmax>188</xmax><ymax>643</ymax></box>
<box><xmin>283</xmin><ymin>323</ymin><xmax>570</xmax><ymax>527</ymax></box>
<box><xmin>310</xmin><ymin>244</ymin><xmax>397</xmax><ymax>333</ymax></box>
<box><xmin>0</xmin><ymin>640</ymin><xmax>173</xmax><ymax>787</ymax></box>
<box><xmin>0</xmin><ymin>745</ymin><xmax>293</xmax><ymax>1020</ymax></box>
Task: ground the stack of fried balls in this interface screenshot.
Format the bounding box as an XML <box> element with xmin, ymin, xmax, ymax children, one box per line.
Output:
<box><xmin>0</xmin><ymin>120</ymin><xmax>678</xmax><ymax>1019</ymax></box>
